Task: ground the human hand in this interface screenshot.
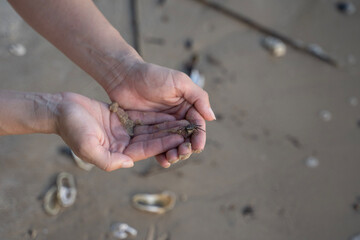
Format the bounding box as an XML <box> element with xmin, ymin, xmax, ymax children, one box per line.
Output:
<box><xmin>55</xmin><ymin>92</ymin><xmax>186</xmax><ymax>171</ymax></box>
<box><xmin>104</xmin><ymin>59</ymin><xmax>216</xmax><ymax>167</ymax></box>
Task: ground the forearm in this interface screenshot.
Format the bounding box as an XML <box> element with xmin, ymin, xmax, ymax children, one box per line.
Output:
<box><xmin>8</xmin><ymin>0</ymin><xmax>142</xmax><ymax>91</ymax></box>
<box><xmin>0</xmin><ymin>90</ymin><xmax>61</xmax><ymax>135</ymax></box>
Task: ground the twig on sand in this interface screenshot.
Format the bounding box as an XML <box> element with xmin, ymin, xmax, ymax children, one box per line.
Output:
<box><xmin>190</xmin><ymin>0</ymin><xmax>338</xmax><ymax>67</ymax></box>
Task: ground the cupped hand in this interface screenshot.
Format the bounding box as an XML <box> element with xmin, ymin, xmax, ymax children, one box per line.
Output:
<box><xmin>55</xmin><ymin>92</ymin><xmax>185</xmax><ymax>171</ymax></box>
<box><xmin>105</xmin><ymin>60</ymin><xmax>216</xmax><ymax>167</ymax></box>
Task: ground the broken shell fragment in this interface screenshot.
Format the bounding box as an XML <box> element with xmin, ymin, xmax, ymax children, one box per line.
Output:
<box><xmin>111</xmin><ymin>223</ymin><xmax>138</xmax><ymax>239</ymax></box>
<box><xmin>8</xmin><ymin>43</ymin><xmax>27</xmax><ymax>56</ymax></box>
<box><xmin>190</xmin><ymin>69</ymin><xmax>205</xmax><ymax>88</ymax></box>
<box><xmin>132</xmin><ymin>191</ymin><xmax>176</xmax><ymax>214</ymax></box>
<box><xmin>305</xmin><ymin>156</ymin><xmax>319</xmax><ymax>168</ymax></box>
<box><xmin>261</xmin><ymin>36</ymin><xmax>286</xmax><ymax>57</ymax></box>
<box><xmin>348</xmin><ymin>97</ymin><xmax>358</xmax><ymax>107</ymax></box>
<box><xmin>319</xmin><ymin>110</ymin><xmax>332</xmax><ymax>122</ymax></box>
<box><xmin>56</xmin><ymin>172</ymin><xmax>77</xmax><ymax>207</ymax></box>
<box><xmin>71</xmin><ymin>150</ymin><xmax>94</xmax><ymax>171</ymax></box>
<box><xmin>43</xmin><ymin>186</ymin><xmax>61</xmax><ymax>216</ymax></box>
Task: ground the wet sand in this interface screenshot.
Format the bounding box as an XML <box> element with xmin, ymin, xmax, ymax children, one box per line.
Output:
<box><xmin>1</xmin><ymin>0</ymin><xmax>360</xmax><ymax>239</ymax></box>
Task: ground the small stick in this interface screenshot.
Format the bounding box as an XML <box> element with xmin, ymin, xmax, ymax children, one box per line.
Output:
<box><xmin>190</xmin><ymin>0</ymin><xmax>338</xmax><ymax>67</ymax></box>
<box><xmin>129</xmin><ymin>0</ymin><xmax>141</xmax><ymax>55</ymax></box>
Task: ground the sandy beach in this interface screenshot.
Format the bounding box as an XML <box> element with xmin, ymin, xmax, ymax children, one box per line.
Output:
<box><xmin>1</xmin><ymin>0</ymin><xmax>360</xmax><ymax>239</ymax></box>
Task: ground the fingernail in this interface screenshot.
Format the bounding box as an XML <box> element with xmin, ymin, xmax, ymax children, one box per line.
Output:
<box><xmin>122</xmin><ymin>160</ymin><xmax>134</xmax><ymax>168</ymax></box>
<box><xmin>209</xmin><ymin>107</ymin><xmax>216</xmax><ymax>120</ymax></box>
<box><xmin>179</xmin><ymin>153</ymin><xmax>191</xmax><ymax>160</ymax></box>
<box><xmin>194</xmin><ymin>149</ymin><xmax>203</xmax><ymax>154</ymax></box>
<box><xmin>163</xmin><ymin>162</ymin><xmax>171</xmax><ymax>168</ymax></box>
<box><xmin>169</xmin><ymin>158</ymin><xmax>179</xmax><ymax>164</ymax></box>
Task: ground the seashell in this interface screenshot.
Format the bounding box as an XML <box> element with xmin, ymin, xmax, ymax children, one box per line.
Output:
<box><xmin>132</xmin><ymin>191</ymin><xmax>176</xmax><ymax>214</ymax></box>
<box><xmin>318</xmin><ymin>110</ymin><xmax>332</xmax><ymax>122</ymax></box>
<box><xmin>111</xmin><ymin>223</ymin><xmax>137</xmax><ymax>239</ymax></box>
<box><xmin>56</xmin><ymin>172</ymin><xmax>77</xmax><ymax>207</ymax></box>
<box><xmin>43</xmin><ymin>186</ymin><xmax>61</xmax><ymax>216</ymax></box>
<box><xmin>8</xmin><ymin>43</ymin><xmax>26</xmax><ymax>56</ymax></box>
<box><xmin>71</xmin><ymin>150</ymin><xmax>94</xmax><ymax>171</ymax></box>
<box><xmin>348</xmin><ymin>96</ymin><xmax>358</xmax><ymax>106</ymax></box>
<box><xmin>305</xmin><ymin>156</ymin><xmax>319</xmax><ymax>168</ymax></box>
<box><xmin>261</xmin><ymin>36</ymin><xmax>286</xmax><ymax>57</ymax></box>
<box><xmin>190</xmin><ymin>69</ymin><xmax>205</xmax><ymax>88</ymax></box>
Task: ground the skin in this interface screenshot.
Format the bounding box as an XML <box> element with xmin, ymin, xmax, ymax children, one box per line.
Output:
<box><xmin>7</xmin><ymin>0</ymin><xmax>216</xmax><ymax>169</ymax></box>
<box><xmin>0</xmin><ymin>91</ymin><xmax>186</xmax><ymax>171</ymax></box>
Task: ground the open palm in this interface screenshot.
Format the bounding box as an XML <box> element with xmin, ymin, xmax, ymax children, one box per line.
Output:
<box><xmin>55</xmin><ymin>92</ymin><xmax>185</xmax><ymax>171</ymax></box>
<box><xmin>106</xmin><ymin>61</ymin><xmax>215</xmax><ymax>166</ymax></box>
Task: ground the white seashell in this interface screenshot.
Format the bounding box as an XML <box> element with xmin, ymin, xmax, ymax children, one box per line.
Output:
<box><xmin>190</xmin><ymin>69</ymin><xmax>205</xmax><ymax>88</ymax></box>
<box><xmin>71</xmin><ymin>150</ymin><xmax>94</xmax><ymax>171</ymax></box>
<box><xmin>56</xmin><ymin>172</ymin><xmax>77</xmax><ymax>207</ymax></box>
<box><xmin>132</xmin><ymin>191</ymin><xmax>176</xmax><ymax>214</ymax></box>
<box><xmin>319</xmin><ymin>110</ymin><xmax>332</xmax><ymax>122</ymax></box>
<box><xmin>8</xmin><ymin>43</ymin><xmax>26</xmax><ymax>56</ymax></box>
<box><xmin>262</xmin><ymin>36</ymin><xmax>286</xmax><ymax>57</ymax></box>
<box><xmin>43</xmin><ymin>186</ymin><xmax>61</xmax><ymax>216</ymax></box>
<box><xmin>348</xmin><ymin>97</ymin><xmax>358</xmax><ymax>106</ymax></box>
<box><xmin>305</xmin><ymin>156</ymin><xmax>319</xmax><ymax>168</ymax></box>
<box><xmin>111</xmin><ymin>223</ymin><xmax>138</xmax><ymax>239</ymax></box>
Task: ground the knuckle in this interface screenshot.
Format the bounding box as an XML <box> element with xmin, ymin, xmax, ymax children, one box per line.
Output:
<box><xmin>174</xmin><ymin>70</ymin><xmax>188</xmax><ymax>80</ymax></box>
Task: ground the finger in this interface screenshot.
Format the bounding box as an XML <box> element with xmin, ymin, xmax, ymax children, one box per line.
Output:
<box><xmin>76</xmin><ymin>139</ymin><xmax>134</xmax><ymax>172</ymax></box>
<box><xmin>155</xmin><ymin>154</ymin><xmax>171</xmax><ymax>168</ymax></box>
<box><xmin>162</xmin><ymin>101</ymin><xmax>192</xmax><ymax>120</ymax></box>
<box><xmin>134</xmin><ymin>120</ymin><xmax>189</xmax><ymax>135</ymax></box>
<box><xmin>186</xmin><ymin>107</ymin><xmax>206</xmax><ymax>152</ymax></box>
<box><xmin>131</xmin><ymin>129</ymin><xmax>174</xmax><ymax>143</ymax></box>
<box><xmin>178</xmin><ymin>141</ymin><xmax>192</xmax><ymax>160</ymax></box>
<box><xmin>166</xmin><ymin>148</ymin><xmax>179</xmax><ymax>164</ymax></box>
<box><xmin>127</xmin><ymin>111</ymin><xmax>176</xmax><ymax>125</ymax></box>
<box><xmin>176</xmin><ymin>73</ymin><xmax>216</xmax><ymax>121</ymax></box>
<box><xmin>124</xmin><ymin>134</ymin><xmax>184</xmax><ymax>161</ymax></box>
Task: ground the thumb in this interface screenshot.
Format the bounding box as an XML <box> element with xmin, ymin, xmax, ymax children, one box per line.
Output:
<box><xmin>177</xmin><ymin>73</ymin><xmax>216</xmax><ymax>121</ymax></box>
<box><xmin>76</xmin><ymin>139</ymin><xmax>134</xmax><ymax>172</ymax></box>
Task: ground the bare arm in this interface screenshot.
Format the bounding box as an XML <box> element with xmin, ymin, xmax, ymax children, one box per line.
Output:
<box><xmin>0</xmin><ymin>90</ymin><xmax>186</xmax><ymax>171</ymax></box>
<box><xmin>8</xmin><ymin>0</ymin><xmax>215</xmax><ymax>167</ymax></box>
<box><xmin>7</xmin><ymin>0</ymin><xmax>141</xmax><ymax>91</ymax></box>
<box><xmin>0</xmin><ymin>90</ymin><xmax>60</xmax><ymax>135</ymax></box>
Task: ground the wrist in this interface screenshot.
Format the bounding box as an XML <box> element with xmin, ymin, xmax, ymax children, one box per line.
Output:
<box><xmin>95</xmin><ymin>37</ymin><xmax>145</xmax><ymax>94</ymax></box>
<box><xmin>29</xmin><ymin>92</ymin><xmax>63</xmax><ymax>134</ymax></box>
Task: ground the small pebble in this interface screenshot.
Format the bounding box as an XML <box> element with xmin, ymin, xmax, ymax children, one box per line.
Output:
<box><xmin>348</xmin><ymin>97</ymin><xmax>358</xmax><ymax>106</ymax></box>
<box><xmin>241</xmin><ymin>205</ymin><xmax>254</xmax><ymax>217</ymax></box>
<box><xmin>28</xmin><ymin>229</ymin><xmax>37</xmax><ymax>239</ymax></box>
<box><xmin>336</xmin><ymin>2</ymin><xmax>356</xmax><ymax>15</ymax></box>
<box><xmin>262</xmin><ymin>36</ymin><xmax>286</xmax><ymax>57</ymax></box>
<box><xmin>184</xmin><ymin>38</ymin><xmax>193</xmax><ymax>50</ymax></box>
<box><xmin>305</xmin><ymin>156</ymin><xmax>319</xmax><ymax>168</ymax></box>
<box><xmin>8</xmin><ymin>43</ymin><xmax>27</xmax><ymax>56</ymax></box>
<box><xmin>319</xmin><ymin>110</ymin><xmax>332</xmax><ymax>122</ymax></box>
